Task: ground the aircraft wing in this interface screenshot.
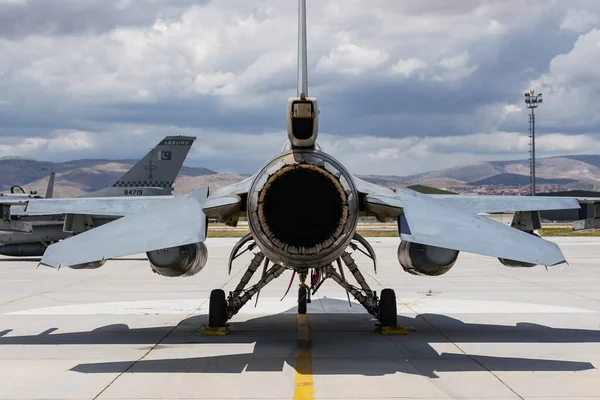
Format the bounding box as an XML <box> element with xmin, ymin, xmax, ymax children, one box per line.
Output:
<box><xmin>202</xmin><ymin>176</ymin><xmax>254</xmax><ymax>220</ymax></box>
<box><xmin>353</xmin><ymin>176</ymin><xmax>397</xmax><ymax>198</ymax></box>
<box><xmin>397</xmin><ymin>188</ymin><xmax>565</xmax><ymax>266</ymax></box>
<box><xmin>22</xmin><ymin>196</ymin><xmax>173</xmax><ymax>217</ymax></box>
<box><xmin>354</xmin><ymin>175</ymin><xmax>584</xmax><ymax>215</ymax></box>
<box><xmin>39</xmin><ymin>187</ymin><xmax>208</xmax><ymax>268</ymax></box>
<box><xmin>353</xmin><ymin>176</ymin><xmax>405</xmax><ymax>220</ymax></box>
<box><xmin>430</xmin><ymin>194</ymin><xmax>580</xmax><ymax>213</ymax></box>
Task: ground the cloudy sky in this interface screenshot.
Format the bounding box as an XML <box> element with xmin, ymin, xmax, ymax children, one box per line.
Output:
<box><xmin>0</xmin><ymin>0</ymin><xmax>599</xmax><ymax>175</ymax></box>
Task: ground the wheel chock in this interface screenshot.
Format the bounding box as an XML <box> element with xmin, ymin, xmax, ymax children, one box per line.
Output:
<box><xmin>199</xmin><ymin>325</ymin><xmax>230</xmax><ymax>336</ymax></box>
<box><xmin>375</xmin><ymin>324</ymin><xmax>411</xmax><ymax>335</ymax></box>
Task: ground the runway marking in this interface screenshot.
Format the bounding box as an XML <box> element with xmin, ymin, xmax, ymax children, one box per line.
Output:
<box><xmin>5</xmin><ymin>297</ymin><xmax>595</xmax><ymax>316</ymax></box>
<box><xmin>294</xmin><ymin>314</ymin><xmax>314</xmax><ymax>400</ymax></box>
<box><xmin>90</xmin><ymin>266</ymin><xmax>248</xmax><ymax>400</ymax></box>
<box><xmin>398</xmin><ymin>301</ymin><xmax>525</xmax><ymax>399</ymax></box>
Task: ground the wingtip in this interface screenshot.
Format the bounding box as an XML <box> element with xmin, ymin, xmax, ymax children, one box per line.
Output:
<box><xmin>37</xmin><ymin>262</ymin><xmax>60</xmax><ymax>270</ymax></box>
<box><xmin>546</xmin><ymin>259</ymin><xmax>569</xmax><ymax>269</ymax></box>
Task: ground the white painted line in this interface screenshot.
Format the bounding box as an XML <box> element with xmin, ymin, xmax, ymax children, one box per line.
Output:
<box><xmin>396</xmin><ymin>298</ymin><xmax>596</xmax><ymax>314</ymax></box>
<box><xmin>5</xmin><ymin>297</ymin><xmax>595</xmax><ymax>315</ymax></box>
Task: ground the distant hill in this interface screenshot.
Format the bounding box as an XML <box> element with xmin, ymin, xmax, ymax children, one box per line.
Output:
<box><xmin>4</xmin><ymin>153</ymin><xmax>600</xmax><ymax>197</ymax></box>
<box><xmin>384</xmin><ymin>155</ymin><xmax>600</xmax><ymax>192</ymax></box>
<box><xmin>401</xmin><ymin>161</ymin><xmax>503</xmax><ymax>184</ymax></box>
<box><xmin>0</xmin><ymin>158</ymin><xmax>223</xmax><ymax>198</ymax></box>
<box><xmin>469</xmin><ymin>173</ymin><xmax>577</xmax><ymax>186</ymax></box>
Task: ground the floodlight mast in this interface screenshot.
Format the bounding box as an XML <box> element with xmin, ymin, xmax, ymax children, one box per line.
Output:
<box><xmin>524</xmin><ymin>90</ymin><xmax>543</xmax><ymax>196</ymax></box>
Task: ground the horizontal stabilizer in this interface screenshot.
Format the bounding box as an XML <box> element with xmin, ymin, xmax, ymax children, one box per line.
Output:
<box><xmin>431</xmin><ymin>194</ymin><xmax>580</xmax><ymax>213</ymax></box>
<box><xmin>40</xmin><ymin>187</ymin><xmax>208</xmax><ymax>268</ymax></box>
<box><xmin>397</xmin><ymin>188</ymin><xmax>566</xmax><ymax>266</ymax></box>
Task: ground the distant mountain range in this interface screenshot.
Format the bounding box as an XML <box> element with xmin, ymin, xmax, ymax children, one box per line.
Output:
<box><xmin>359</xmin><ymin>155</ymin><xmax>600</xmax><ymax>193</ymax></box>
<box><xmin>2</xmin><ymin>154</ymin><xmax>600</xmax><ymax>197</ymax></box>
<box><xmin>0</xmin><ymin>158</ymin><xmax>245</xmax><ymax>198</ymax></box>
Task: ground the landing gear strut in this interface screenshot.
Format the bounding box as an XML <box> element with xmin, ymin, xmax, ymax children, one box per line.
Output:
<box><xmin>209</xmin><ymin>233</ymin><xmax>398</xmax><ymax>328</ymax></box>
<box><xmin>208</xmin><ymin>250</ymin><xmax>286</xmax><ymax>327</ymax></box>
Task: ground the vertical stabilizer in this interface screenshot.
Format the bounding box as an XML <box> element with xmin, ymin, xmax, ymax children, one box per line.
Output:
<box><xmin>112</xmin><ymin>136</ymin><xmax>196</xmax><ymax>190</ymax></box>
<box><xmin>298</xmin><ymin>0</ymin><xmax>308</xmax><ymax>98</ymax></box>
<box><xmin>288</xmin><ymin>0</ymin><xmax>319</xmax><ymax>149</ymax></box>
<box><xmin>45</xmin><ymin>171</ymin><xmax>55</xmax><ymax>199</ymax></box>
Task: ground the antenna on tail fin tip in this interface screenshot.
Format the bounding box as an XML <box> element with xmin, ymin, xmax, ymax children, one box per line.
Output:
<box><xmin>288</xmin><ymin>0</ymin><xmax>319</xmax><ymax>149</ymax></box>
<box><xmin>298</xmin><ymin>0</ymin><xmax>308</xmax><ymax>99</ymax></box>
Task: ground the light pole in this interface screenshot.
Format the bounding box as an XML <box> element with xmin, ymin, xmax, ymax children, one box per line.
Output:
<box><xmin>524</xmin><ymin>90</ymin><xmax>543</xmax><ymax>196</ymax></box>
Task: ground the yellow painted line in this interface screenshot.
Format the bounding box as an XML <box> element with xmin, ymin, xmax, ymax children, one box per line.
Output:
<box><xmin>294</xmin><ymin>314</ymin><xmax>314</xmax><ymax>400</ymax></box>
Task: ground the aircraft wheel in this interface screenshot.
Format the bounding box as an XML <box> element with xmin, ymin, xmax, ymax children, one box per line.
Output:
<box><xmin>208</xmin><ymin>289</ymin><xmax>227</xmax><ymax>327</ymax></box>
<box><xmin>298</xmin><ymin>286</ymin><xmax>308</xmax><ymax>314</ymax></box>
<box><xmin>378</xmin><ymin>288</ymin><xmax>397</xmax><ymax>327</ymax></box>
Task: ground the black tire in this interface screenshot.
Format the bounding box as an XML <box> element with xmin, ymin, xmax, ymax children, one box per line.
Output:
<box><xmin>208</xmin><ymin>289</ymin><xmax>227</xmax><ymax>327</ymax></box>
<box><xmin>378</xmin><ymin>288</ymin><xmax>397</xmax><ymax>327</ymax></box>
<box><xmin>298</xmin><ymin>287</ymin><xmax>308</xmax><ymax>314</ymax></box>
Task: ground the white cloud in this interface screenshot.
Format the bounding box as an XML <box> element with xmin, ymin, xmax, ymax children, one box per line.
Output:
<box><xmin>389</xmin><ymin>52</ymin><xmax>477</xmax><ymax>83</ymax></box>
<box><xmin>528</xmin><ymin>28</ymin><xmax>600</xmax><ymax>127</ymax></box>
<box><xmin>390</xmin><ymin>58</ymin><xmax>428</xmax><ymax>77</ymax></box>
<box><xmin>560</xmin><ymin>9</ymin><xmax>599</xmax><ymax>32</ymax></box>
<box><xmin>319</xmin><ymin>131</ymin><xmax>600</xmax><ymax>175</ymax></box>
<box><xmin>316</xmin><ymin>44</ymin><xmax>390</xmax><ymax>75</ymax></box>
<box><xmin>503</xmin><ymin>104</ymin><xmax>521</xmax><ymax>114</ymax></box>
<box><xmin>0</xmin><ymin>130</ymin><xmax>95</xmax><ymax>158</ymax></box>
<box><xmin>436</xmin><ymin>52</ymin><xmax>478</xmax><ymax>82</ymax></box>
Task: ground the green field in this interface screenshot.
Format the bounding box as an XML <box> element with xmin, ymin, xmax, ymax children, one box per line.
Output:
<box><xmin>207</xmin><ymin>226</ymin><xmax>600</xmax><ymax>238</ymax></box>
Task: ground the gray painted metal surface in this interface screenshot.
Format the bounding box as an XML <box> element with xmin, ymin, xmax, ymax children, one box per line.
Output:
<box><xmin>24</xmin><ymin>196</ymin><xmax>173</xmax><ymax>217</ymax></box>
<box><xmin>40</xmin><ymin>187</ymin><xmax>209</xmax><ymax>268</ymax></box>
<box><xmin>397</xmin><ymin>188</ymin><xmax>566</xmax><ymax>266</ymax></box>
<box><xmin>431</xmin><ymin>194</ymin><xmax>581</xmax><ymax>213</ymax></box>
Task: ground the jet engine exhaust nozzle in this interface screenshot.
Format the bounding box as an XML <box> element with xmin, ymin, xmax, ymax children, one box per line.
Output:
<box><xmin>248</xmin><ymin>150</ymin><xmax>359</xmax><ymax>268</ymax></box>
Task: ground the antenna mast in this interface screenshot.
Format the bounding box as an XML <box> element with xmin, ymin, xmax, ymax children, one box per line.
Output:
<box><xmin>297</xmin><ymin>0</ymin><xmax>308</xmax><ymax>99</ymax></box>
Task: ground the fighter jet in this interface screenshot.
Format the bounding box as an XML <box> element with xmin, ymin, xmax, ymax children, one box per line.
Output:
<box><xmin>10</xmin><ymin>1</ymin><xmax>600</xmax><ymax>328</ymax></box>
<box><xmin>0</xmin><ymin>135</ymin><xmax>195</xmax><ymax>258</ymax></box>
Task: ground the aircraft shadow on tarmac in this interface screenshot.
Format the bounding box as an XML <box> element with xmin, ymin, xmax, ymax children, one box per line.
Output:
<box><xmin>1</xmin><ymin>298</ymin><xmax>598</xmax><ymax>378</ymax></box>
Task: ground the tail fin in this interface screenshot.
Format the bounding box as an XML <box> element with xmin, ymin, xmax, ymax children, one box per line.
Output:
<box><xmin>112</xmin><ymin>136</ymin><xmax>196</xmax><ymax>190</ymax></box>
<box><xmin>45</xmin><ymin>171</ymin><xmax>55</xmax><ymax>198</ymax></box>
<box><xmin>287</xmin><ymin>0</ymin><xmax>319</xmax><ymax>149</ymax></box>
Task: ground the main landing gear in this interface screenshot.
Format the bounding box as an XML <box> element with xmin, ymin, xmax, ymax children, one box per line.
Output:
<box><xmin>208</xmin><ymin>233</ymin><xmax>398</xmax><ymax>329</ymax></box>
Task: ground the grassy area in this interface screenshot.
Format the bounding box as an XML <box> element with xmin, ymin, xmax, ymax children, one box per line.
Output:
<box><xmin>207</xmin><ymin>230</ymin><xmax>249</xmax><ymax>238</ymax></box>
<box><xmin>207</xmin><ymin>227</ymin><xmax>600</xmax><ymax>238</ymax></box>
<box><xmin>356</xmin><ymin>230</ymin><xmax>399</xmax><ymax>237</ymax></box>
<box><xmin>538</xmin><ymin>228</ymin><xmax>600</xmax><ymax>237</ymax></box>
<box><xmin>207</xmin><ymin>229</ymin><xmax>401</xmax><ymax>238</ymax></box>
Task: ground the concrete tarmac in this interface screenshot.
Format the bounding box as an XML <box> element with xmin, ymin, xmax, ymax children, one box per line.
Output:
<box><xmin>1</xmin><ymin>237</ymin><xmax>600</xmax><ymax>399</ymax></box>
